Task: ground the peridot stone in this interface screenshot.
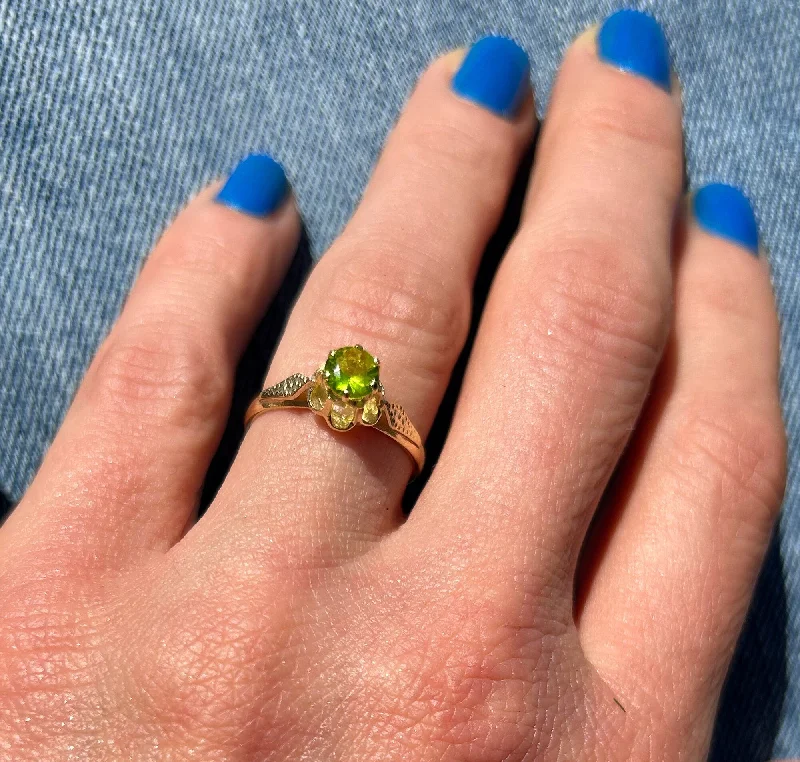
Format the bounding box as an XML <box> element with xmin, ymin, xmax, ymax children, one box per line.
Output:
<box><xmin>324</xmin><ymin>346</ymin><xmax>379</xmax><ymax>401</ymax></box>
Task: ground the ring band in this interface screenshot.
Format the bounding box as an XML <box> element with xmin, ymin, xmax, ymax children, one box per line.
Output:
<box><xmin>244</xmin><ymin>346</ymin><xmax>425</xmax><ymax>475</ymax></box>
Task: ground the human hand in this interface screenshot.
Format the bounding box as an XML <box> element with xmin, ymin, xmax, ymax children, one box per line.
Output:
<box><xmin>0</xmin><ymin>11</ymin><xmax>786</xmax><ymax>761</ymax></box>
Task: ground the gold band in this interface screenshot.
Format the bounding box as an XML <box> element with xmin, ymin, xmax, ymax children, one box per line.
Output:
<box><xmin>244</xmin><ymin>359</ymin><xmax>425</xmax><ymax>476</ymax></box>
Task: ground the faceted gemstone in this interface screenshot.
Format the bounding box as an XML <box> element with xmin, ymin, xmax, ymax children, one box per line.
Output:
<box><xmin>323</xmin><ymin>346</ymin><xmax>379</xmax><ymax>401</ymax></box>
<box><xmin>361</xmin><ymin>396</ymin><xmax>381</xmax><ymax>425</ymax></box>
<box><xmin>309</xmin><ymin>381</ymin><xmax>328</xmax><ymax>411</ymax></box>
<box><xmin>329</xmin><ymin>401</ymin><xmax>355</xmax><ymax>430</ymax></box>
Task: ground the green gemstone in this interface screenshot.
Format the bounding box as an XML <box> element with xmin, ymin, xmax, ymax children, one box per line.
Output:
<box><xmin>323</xmin><ymin>346</ymin><xmax>379</xmax><ymax>401</ymax></box>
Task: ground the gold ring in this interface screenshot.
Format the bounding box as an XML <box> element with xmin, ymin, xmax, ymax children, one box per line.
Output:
<box><xmin>244</xmin><ymin>346</ymin><xmax>425</xmax><ymax>475</ymax></box>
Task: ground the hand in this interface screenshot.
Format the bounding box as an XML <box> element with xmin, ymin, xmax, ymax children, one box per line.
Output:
<box><xmin>0</xmin><ymin>15</ymin><xmax>786</xmax><ymax>762</ymax></box>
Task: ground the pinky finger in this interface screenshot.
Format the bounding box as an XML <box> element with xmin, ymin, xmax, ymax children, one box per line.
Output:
<box><xmin>577</xmin><ymin>184</ymin><xmax>786</xmax><ymax>755</ymax></box>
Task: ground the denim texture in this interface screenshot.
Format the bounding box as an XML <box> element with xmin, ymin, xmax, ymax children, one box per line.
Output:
<box><xmin>0</xmin><ymin>0</ymin><xmax>798</xmax><ymax>756</ymax></box>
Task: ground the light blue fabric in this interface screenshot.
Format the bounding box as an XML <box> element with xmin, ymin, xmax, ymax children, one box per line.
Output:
<box><xmin>0</xmin><ymin>1</ymin><xmax>798</xmax><ymax>757</ymax></box>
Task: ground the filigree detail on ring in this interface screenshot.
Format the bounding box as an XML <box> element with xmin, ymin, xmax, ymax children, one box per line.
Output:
<box><xmin>244</xmin><ymin>346</ymin><xmax>424</xmax><ymax>475</ymax></box>
<box><xmin>260</xmin><ymin>373</ymin><xmax>311</xmax><ymax>400</ymax></box>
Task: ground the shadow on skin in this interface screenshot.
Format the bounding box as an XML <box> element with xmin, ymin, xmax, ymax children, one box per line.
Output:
<box><xmin>0</xmin><ymin>489</ymin><xmax>10</xmax><ymax>523</ymax></box>
<box><xmin>199</xmin><ymin>224</ymin><xmax>313</xmax><ymax>512</ymax></box>
<box><xmin>402</xmin><ymin>133</ymin><xmax>538</xmax><ymax>512</ymax></box>
<box><xmin>709</xmin><ymin>527</ymin><xmax>788</xmax><ymax>761</ymax></box>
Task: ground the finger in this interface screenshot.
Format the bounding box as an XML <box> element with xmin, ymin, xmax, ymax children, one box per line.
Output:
<box><xmin>190</xmin><ymin>39</ymin><xmax>536</xmax><ymax>565</ymax></box>
<box><xmin>576</xmin><ymin>186</ymin><xmax>786</xmax><ymax>751</ymax></box>
<box><xmin>402</xmin><ymin>12</ymin><xmax>683</xmax><ymax>607</ymax></box>
<box><xmin>6</xmin><ymin>155</ymin><xmax>301</xmax><ymax>567</ymax></box>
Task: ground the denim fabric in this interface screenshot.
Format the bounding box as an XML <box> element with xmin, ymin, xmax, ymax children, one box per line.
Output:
<box><xmin>0</xmin><ymin>0</ymin><xmax>798</xmax><ymax>756</ymax></box>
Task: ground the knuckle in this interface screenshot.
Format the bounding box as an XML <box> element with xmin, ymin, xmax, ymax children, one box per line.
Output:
<box><xmin>151</xmin><ymin>230</ymin><xmax>267</xmax><ymax>305</ymax></box>
<box><xmin>90</xmin><ymin>322</ymin><xmax>229</xmax><ymax>427</ymax></box>
<box><xmin>0</xmin><ymin>577</ymin><xmax>99</xmax><ymax>700</ymax></box>
<box><xmin>153</xmin><ymin>230</ymin><xmax>227</xmax><ymax>277</ymax></box>
<box><xmin>513</xmin><ymin>238</ymin><xmax>670</xmax><ymax>379</ymax></box>
<box><xmin>126</xmin><ymin>587</ymin><xmax>289</xmax><ymax>752</ymax></box>
<box><xmin>316</xmin><ymin>247</ymin><xmax>470</xmax><ymax>381</ymax></box>
<box><xmin>404</xmin><ymin>115</ymin><xmax>512</xmax><ymax>188</ymax></box>
<box><xmin>132</xmin><ymin>618</ymin><xmax>242</xmax><ymax>730</ymax></box>
<box><xmin>687</xmin><ymin>263</ymin><xmax>778</xmax><ymax>328</ymax></box>
<box><xmin>380</xmin><ymin>116</ymin><xmax>516</xmax><ymax>225</ymax></box>
<box><xmin>578</xmin><ymin>87</ymin><xmax>683</xmax><ymax>182</ymax></box>
<box><xmin>353</xmin><ymin>590</ymin><xmax>571</xmax><ymax>759</ymax></box>
<box><xmin>671</xmin><ymin>401</ymin><xmax>787</xmax><ymax>528</ymax></box>
<box><xmin>409</xmin><ymin>116</ymin><xmax>486</xmax><ymax>167</ymax></box>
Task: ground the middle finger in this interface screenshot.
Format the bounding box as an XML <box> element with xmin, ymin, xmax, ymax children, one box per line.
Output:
<box><xmin>405</xmin><ymin>11</ymin><xmax>684</xmax><ymax>603</ymax></box>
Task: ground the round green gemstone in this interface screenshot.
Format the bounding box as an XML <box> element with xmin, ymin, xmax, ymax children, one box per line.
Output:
<box><xmin>323</xmin><ymin>346</ymin><xmax>379</xmax><ymax>401</ymax></box>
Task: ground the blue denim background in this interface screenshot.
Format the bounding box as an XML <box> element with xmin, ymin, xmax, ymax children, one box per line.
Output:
<box><xmin>0</xmin><ymin>0</ymin><xmax>798</xmax><ymax>757</ymax></box>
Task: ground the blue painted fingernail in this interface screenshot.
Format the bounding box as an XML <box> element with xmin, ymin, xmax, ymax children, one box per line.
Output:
<box><xmin>452</xmin><ymin>36</ymin><xmax>530</xmax><ymax>118</ymax></box>
<box><xmin>693</xmin><ymin>183</ymin><xmax>760</xmax><ymax>255</ymax></box>
<box><xmin>215</xmin><ymin>153</ymin><xmax>289</xmax><ymax>218</ymax></box>
<box><xmin>598</xmin><ymin>9</ymin><xmax>671</xmax><ymax>91</ymax></box>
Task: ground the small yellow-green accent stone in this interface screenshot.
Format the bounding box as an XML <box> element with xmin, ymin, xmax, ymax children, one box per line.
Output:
<box><xmin>330</xmin><ymin>401</ymin><xmax>355</xmax><ymax>430</ymax></box>
<box><xmin>361</xmin><ymin>396</ymin><xmax>380</xmax><ymax>425</ymax></box>
<box><xmin>309</xmin><ymin>382</ymin><xmax>328</xmax><ymax>411</ymax></box>
<box><xmin>324</xmin><ymin>346</ymin><xmax>379</xmax><ymax>401</ymax></box>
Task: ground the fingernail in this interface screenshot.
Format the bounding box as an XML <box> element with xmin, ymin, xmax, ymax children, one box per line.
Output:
<box><xmin>598</xmin><ymin>9</ymin><xmax>671</xmax><ymax>91</ymax></box>
<box><xmin>451</xmin><ymin>35</ymin><xmax>530</xmax><ymax>118</ymax></box>
<box><xmin>215</xmin><ymin>153</ymin><xmax>289</xmax><ymax>218</ymax></box>
<box><xmin>693</xmin><ymin>183</ymin><xmax>760</xmax><ymax>255</ymax></box>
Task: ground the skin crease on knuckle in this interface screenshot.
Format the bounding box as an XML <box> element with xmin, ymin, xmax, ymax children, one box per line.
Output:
<box><xmin>510</xmin><ymin>244</ymin><xmax>670</xmax><ymax>380</ymax></box>
<box><xmin>310</xmin><ymin>248</ymin><xmax>471</xmax><ymax>387</ymax></box>
<box><xmin>532</xmin><ymin>45</ymin><xmax>683</xmax><ymax>208</ymax></box>
<box><xmin>397</xmin><ymin>114</ymin><xmax>516</xmax><ymax>207</ymax></box>
<box><xmin>665</xmin><ymin>403</ymin><xmax>787</xmax><ymax>541</ymax></box>
<box><xmin>87</xmin><ymin>324</ymin><xmax>230</xmax><ymax>432</ymax></box>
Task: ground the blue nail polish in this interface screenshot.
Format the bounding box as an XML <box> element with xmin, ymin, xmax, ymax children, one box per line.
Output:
<box><xmin>215</xmin><ymin>154</ymin><xmax>289</xmax><ymax>217</ymax></box>
<box><xmin>598</xmin><ymin>9</ymin><xmax>671</xmax><ymax>91</ymax></box>
<box><xmin>693</xmin><ymin>183</ymin><xmax>760</xmax><ymax>255</ymax></box>
<box><xmin>452</xmin><ymin>36</ymin><xmax>530</xmax><ymax>118</ymax></box>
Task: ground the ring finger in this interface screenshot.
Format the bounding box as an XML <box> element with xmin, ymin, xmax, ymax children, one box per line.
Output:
<box><xmin>192</xmin><ymin>39</ymin><xmax>536</xmax><ymax>565</ymax></box>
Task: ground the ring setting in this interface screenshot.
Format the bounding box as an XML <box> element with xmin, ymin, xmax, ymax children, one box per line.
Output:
<box><xmin>309</xmin><ymin>345</ymin><xmax>383</xmax><ymax>431</ymax></box>
<box><xmin>244</xmin><ymin>345</ymin><xmax>425</xmax><ymax>475</ymax></box>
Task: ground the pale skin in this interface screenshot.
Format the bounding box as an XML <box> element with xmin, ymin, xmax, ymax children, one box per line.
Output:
<box><xmin>0</xmin><ymin>30</ymin><xmax>789</xmax><ymax>762</ymax></box>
